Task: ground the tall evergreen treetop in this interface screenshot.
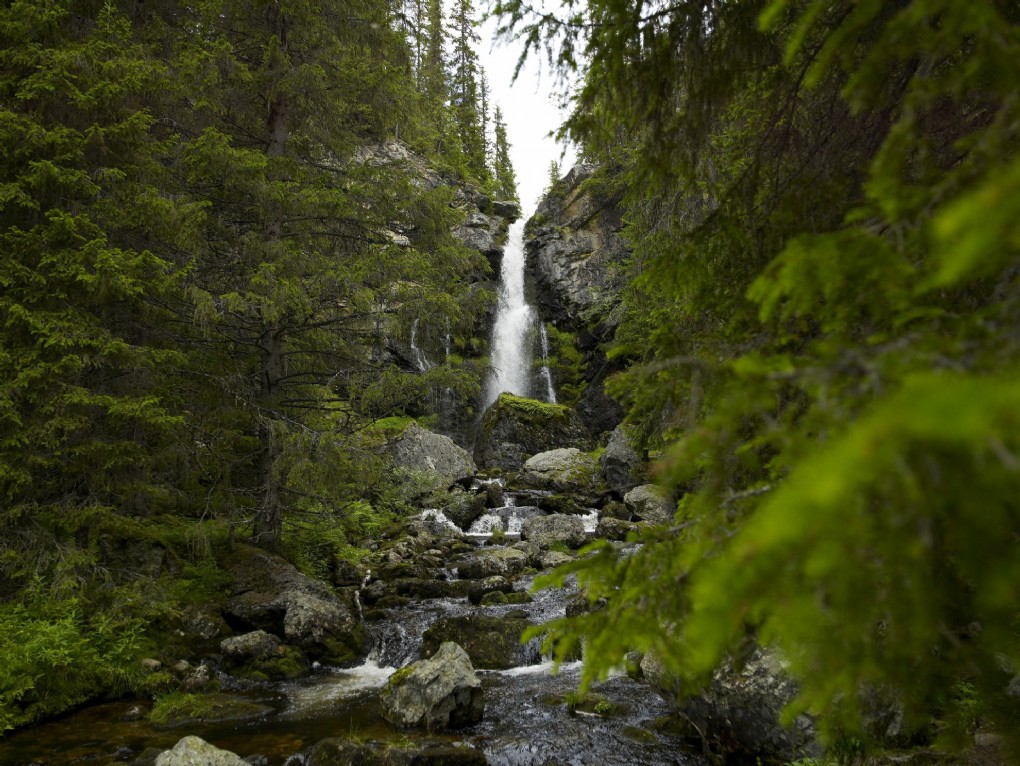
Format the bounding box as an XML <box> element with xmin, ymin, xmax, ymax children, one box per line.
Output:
<box><xmin>492</xmin><ymin>104</ymin><xmax>518</xmax><ymax>202</ymax></box>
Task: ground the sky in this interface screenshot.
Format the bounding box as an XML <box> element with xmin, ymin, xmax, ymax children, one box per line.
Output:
<box><xmin>476</xmin><ymin>13</ymin><xmax>577</xmax><ymax>215</ymax></box>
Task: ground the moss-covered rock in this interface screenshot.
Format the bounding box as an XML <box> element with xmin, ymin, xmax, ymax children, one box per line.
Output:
<box><xmin>221</xmin><ymin>545</ymin><xmax>364</xmax><ymax>666</ymax></box>
<box><xmin>150</xmin><ymin>692</ymin><xmax>273</xmax><ymax>728</ymax></box>
<box><xmin>473</xmin><ymin>394</ymin><xmax>590</xmax><ymax>471</ymax></box>
<box><xmin>520</xmin><ymin>514</ymin><xmax>588</xmax><ymax>550</ymax></box>
<box><xmin>455</xmin><ymin>547</ymin><xmax>530</xmax><ymax>579</ymax></box>
<box><xmin>466</xmin><ymin>575</ymin><xmax>514</xmax><ymax>605</ymax></box>
<box><xmin>518</xmin><ymin>448</ymin><xmax>602</xmax><ymax>498</ymax></box>
<box><xmin>422</xmin><ymin>615</ymin><xmax>534</xmax><ymax>670</ymax></box>
<box><xmin>389</xmin><ymin>423</ymin><xmax>477</xmax><ymax>488</ymax></box>
<box><xmin>479</xmin><ymin>590</ymin><xmax>509</xmax><ymax>606</ymax></box>
<box><xmin>219</xmin><ymin>630</ymin><xmax>308</xmax><ymax>681</ymax></box>
<box><xmin>380</xmin><ymin>642</ymin><xmax>483</xmax><ymax>731</ymax></box>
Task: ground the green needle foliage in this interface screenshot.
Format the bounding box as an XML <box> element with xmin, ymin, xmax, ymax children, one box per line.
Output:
<box><xmin>0</xmin><ymin>0</ymin><xmax>518</xmax><ymax>731</ymax></box>
<box><xmin>499</xmin><ymin>0</ymin><xmax>1020</xmax><ymax>755</ymax></box>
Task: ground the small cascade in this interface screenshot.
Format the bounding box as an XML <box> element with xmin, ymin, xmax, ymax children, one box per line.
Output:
<box><xmin>417</xmin><ymin>509</ymin><xmax>461</xmax><ymax>534</ymax></box>
<box><xmin>409</xmin><ymin>317</ymin><xmax>432</xmax><ymax>372</ymax></box>
<box><xmin>537</xmin><ymin>322</ymin><xmax>557</xmax><ymax>403</ymax></box>
<box><xmin>466</xmin><ymin>504</ymin><xmax>543</xmax><ymax>539</ymax></box>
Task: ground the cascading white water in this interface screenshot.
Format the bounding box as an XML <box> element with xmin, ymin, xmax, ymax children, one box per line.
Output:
<box><xmin>537</xmin><ymin>322</ymin><xmax>557</xmax><ymax>404</ymax></box>
<box><xmin>484</xmin><ymin>220</ymin><xmax>535</xmax><ymax>408</ymax></box>
<box><xmin>410</xmin><ymin>317</ymin><xmax>431</xmax><ymax>372</ymax></box>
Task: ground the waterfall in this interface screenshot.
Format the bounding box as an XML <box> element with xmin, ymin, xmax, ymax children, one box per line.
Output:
<box><xmin>484</xmin><ymin>219</ymin><xmax>556</xmax><ymax>408</ymax></box>
<box><xmin>410</xmin><ymin>318</ymin><xmax>431</xmax><ymax>372</ymax></box>
<box><xmin>538</xmin><ymin>322</ymin><xmax>557</xmax><ymax>404</ymax></box>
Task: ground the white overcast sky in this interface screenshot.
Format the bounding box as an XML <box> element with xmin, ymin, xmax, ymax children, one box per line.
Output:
<box><xmin>476</xmin><ymin>11</ymin><xmax>577</xmax><ymax>215</ymax></box>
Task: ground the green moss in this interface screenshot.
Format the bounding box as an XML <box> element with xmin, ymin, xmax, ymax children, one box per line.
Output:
<box><xmin>227</xmin><ymin>645</ymin><xmax>308</xmax><ymax>680</ymax></box>
<box><xmin>496</xmin><ymin>393</ymin><xmax>572</xmax><ymax>420</ymax></box>
<box><xmin>387</xmin><ymin>664</ymin><xmax>415</xmax><ymax>687</ymax></box>
<box><xmin>150</xmin><ymin>692</ymin><xmax>270</xmax><ymax>727</ymax></box>
<box><xmin>149</xmin><ymin>692</ymin><xmax>217</xmax><ymax>726</ymax></box>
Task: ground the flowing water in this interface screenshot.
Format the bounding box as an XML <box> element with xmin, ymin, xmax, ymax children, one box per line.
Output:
<box><xmin>483</xmin><ymin>221</ymin><xmax>556</xmax><ymax>408</ymax></box>
<box><xmin>537</xmin><ymin>322</ymin><xmax>557</xmax><ymax>404</ymax></box>
<box><xmin>0</xmin><ymin>553</ymin><xmax>702</xmax><ymax>766</ymax></box>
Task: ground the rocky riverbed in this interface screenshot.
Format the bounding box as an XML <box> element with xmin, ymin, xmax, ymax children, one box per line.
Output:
<box><xmin>0</xmin><ymin>421</ymin><xmax>816</xmax><ymax>766</ymax></box>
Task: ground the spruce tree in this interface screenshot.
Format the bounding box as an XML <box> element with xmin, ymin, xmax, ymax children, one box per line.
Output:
<box><xmin>499</xmin><ymin>0</ymin><xmax>1020</xmax><ymax>753</ymax></box>
<box><xmin>0</xmin><ymin>1</ymin><xmax>191</xmax><ymax>559</ymax></box>
<box><xmin>158</xmin><ymin>0</ymin><xmax>485</xmax><ymax>550</ymax></box>
<box><xmin>492</xmin><ymin>105</ymin><xmax>518</xmax><ymax>202</ymax></box>
<box><xmin>449</xmin><ymin>0</ymin><xmax>487</xmax><ymax>182</ymax></box>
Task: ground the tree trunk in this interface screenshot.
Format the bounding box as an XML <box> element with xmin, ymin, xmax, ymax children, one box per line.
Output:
<box><xmin>254</xmin><ymin>328</ymin><xmax>285</xmax><ymax>551</ymax></box>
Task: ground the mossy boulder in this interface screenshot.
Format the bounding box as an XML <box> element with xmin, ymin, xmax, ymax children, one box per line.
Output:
<box><xmin>389</xmin><ymin>423</ymin><xmax>477</xmax><ymax>488</ymax></box>
<box><xmin>466</xmin><ymin>575</ymin><xmax>514</xmax><ymax>605</ymax></box>
<box><xmin>380</xmin><ymin>642</ymin><xmax>484</xmax><ymax>730</ymax></box>
<box><xmin>474</xmin><ymin>394</ymin><xmax>590</xmax><ymax>471</ymax></box>
<box><xmin>599</xmin><ymin>425</ymin><xmax>642</xmax><ymax>492</ymax></box>
<box><xmin>596</xmin><ymin>517</ymin><xmax>639</xmax><ymax>541</ymax></box>
<box><xmin>519</xmin><ymin>448</ymin><xmax>601</xmax><ymax>498</ymax></box>
<box><xmin>150</xmin><ymin>693</ymin><xmax>273</xmax><ymax>728</ymax></box>
<box><xmin>623</xmin><ymin>484</ymin><xmax>674</xmax><ymax>525</ymax></box>
<box><xmin>455</xmin><ymin>547</ymin><xmax>530</xmax><ymax>579</ymax></box>
<box><xmin>422</xmin><ymin>615</ymin><xmax>534</xmax><ymax>670</ymax></box>
<box><xmin>220</xmin><ymin>631</ymin><xmax>308</xmax><ymax>680</ymax></box>
<box><xmin>520</xmin><ymin>514</ymin><xmax>587</xmax><ymax>550</ymax></box>
<box><xmin>154</xmin><ymin>735</ymin><xmax>247</xmax><ymax>765</ymax></box>
<box><xmin>221</xmin><ymin>545</ymin><xmax>363</xmax><ymax>665</ymax></box>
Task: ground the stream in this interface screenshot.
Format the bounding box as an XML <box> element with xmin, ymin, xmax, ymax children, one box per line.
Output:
<box><xmin>0</xmin><ymin>543</ymin><xmax>700</xmax><ymax>766</ymax></box>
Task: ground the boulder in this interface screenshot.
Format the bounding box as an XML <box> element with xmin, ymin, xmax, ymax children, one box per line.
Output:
<box><xmin>539</xmin><ymin>550</ymin><xmax>575</xmax><ymax>569</ymax></box>
<box><xmin>466</xmin><ymin>575</ymin><xmax>514</xmax><ymax>605</ymax></box>
<box><xmin>680</xmin><ymin>648</ymin><xmax>819</xmax><ymax>761</ymax></box>
<box><xmin>391</xmin><ymin>423</ymin><xmax>477</xmax><ymax>487</ymax></box>
<box><xmin>438</xmin><ymin>489</ymin><xmax>488</xmax><ymax>530</ymax></box>
<box><xmin>520</xmin><ymin>514</ymin><xmax>587</xmax><ymax>549</ymax></box>
<box><xmin>473</xmin><ymin>394</ymin><xmax>590</xmax><ymax>471</ymax></box>
<box><xmin>218</xmin><ymin>629</ymin><xmax>307</xmax><ymax>680</ymax></box>
<box><xmin>222</xmin><ymin>545</ymin><xmax>363</xmax><ymax>665</ymax></box>
<box><xmin>599</xmin><ymin>426</ymin><xmax>641</xmax><ymax>492</ymax></box>
<box><xmin>422</xmin><ymin>616</ymin><xmax>534</xmax><ymax>670</ymax></box>
<box><xmin>380</xmin><ymin>642</ymin><xmax>484</xmax><ymax>730</ymax></box>
<box><xmin>519</xmin><ymin>448</ymin><xmax>600</xmax><ymax>496</ymax></box>
<box><xmin>180</xmin><ymin>606</ymin><xmax>230</xmax><ymax>642</ymax></box>
<box><xmin>220</xmin><ymin>630</ymin><xmax>280</xmax><ymax>662</ymax></box>
<box><xmin>492</xmin><ymin>199</ymin><xmax>522</xmax><ymax>220</ymax></box>
<box><xmin>456</xmin><ymin>547</ymin><xmax>530</xmax><ymax>579</ymax></box>
<box><xmin>596</xmin><ymin>517</ymin><xmax>639</xmax><ymax>541</ymax></box>
<box><xmin>155</xmin><ymin>736</ymin><xmax>247</xmax><ymax>766</ymax></box>
<box><xmin>624</xmin><ymin>484</ymin><xmax>674</xmax><ymax>525</ymax></box>
<box><xmin>510</xmin><ymin>540</ymin><xmax>543</xmax><ymax>568</ymax></box>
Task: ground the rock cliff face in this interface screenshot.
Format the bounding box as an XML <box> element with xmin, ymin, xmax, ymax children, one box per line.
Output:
<box><xmin>526</xmin><ymin>164</ymin><xmax>628</xmax><ymax>332</ymax></box>
<box><xmin>525</xmin><ymin>165</ymin><xmax>629</xmax><ymax>435</ymax></box>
